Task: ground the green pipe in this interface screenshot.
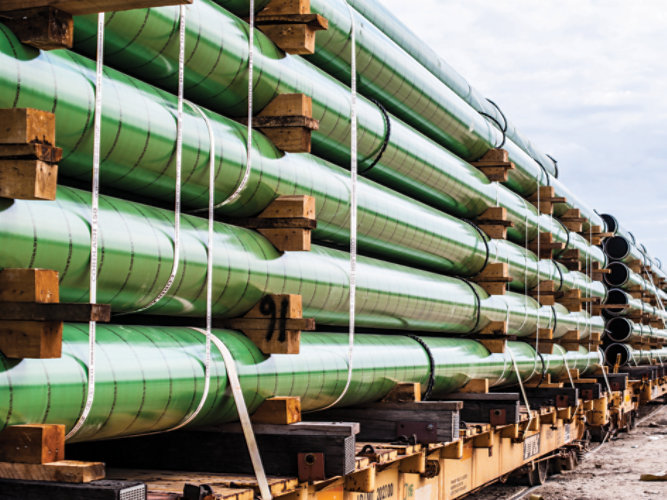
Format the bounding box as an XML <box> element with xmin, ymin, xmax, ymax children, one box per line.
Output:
<box><xmin>215</xmin><ymin>0</ymin><xmax>552</xmax><ymax>188</ymax></box>
<box><xmin>604</xmin><ymin>343</ymin><xmax>667</xmax><ymax>367</ymax></box>
<box><xmin>0</xmin><ymin>325</ymin><xmax>602</xmax><ymax>442</ymax></box>
<box><xmin>604</xmin><ymin>262</ymin><xmax>667</xmax><ymax>304</ymax></box>
<box><xmin>329</xmin><ymin>0</ymin><xmax>605</xmax><ymax>230</ymax></box>
<box><xmin>602</xmin><ymin>213</ymin><xmax>666</xmax><ymax>289</ymax></box>
<box><xmin>603</xmin><ymin>288</ymin><xmax>667</xmax><ymax>323</ymax></box>
<box><xmin>0</xmin><ymin>186</ymin><xmax>603</xmax><ymax>337</ymax></box>
<box><xmin>605</xmin><ymin>317</ymin><xmax>667</xmax><ymax>343</ymax></box>
<box><xmin>337</xmin><ymin>0</ymin><xmax>558</xmax><ymax>180</ymax></box>
<box><xmin>67</xmin><ymin>5</ymin><xmax>604</xmax><ymax>267</ymax></box>
<box><xmin>0</xmin><ymin>23</ymin><xmax>605</xmax><ymax>272</ymax></box>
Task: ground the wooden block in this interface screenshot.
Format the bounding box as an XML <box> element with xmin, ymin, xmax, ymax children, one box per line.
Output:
<box><xmin>479</xmin><ymin>321</ymin><xmax>507</xmax><ymax>335</ymax></box>
<box><xmin>0</xmin><ymin>108</ymin><xmax>55</xmax><ymax>145</ymax></box>
<box><xmin>562</xmin><ymin>330</ymin><xmax>580</xmax><ymax>341</ymax></box>
<box><xmin>528</xmin><ymin>232</ymin><xmax>565</xmax><ymax>259</ymax></box>
<box><xmin>0</xmin><ymin>1</ymin><xmax>193</xmax><ymax>15</ymax></box>
<box><xmin>529</xmin><ymin>328</ymin><xmax>554</xmax><ymax>341</ymax></box>
<box><xmin>260</xmin><ymin>0</ymin><xmax>311</xmax><ymax>15</ymax></box>
<box><xmin>259</xmin><ymin>94</ymin><xmax>312</xmax><ymax>119</ymax></box>
<box><xmin>217</xmin><ymin>294</ymin><xmax>314</xmax><ymax>354</ymax></box>
<box><xmin>528</xmin><ymin>186</ymin><xmax>567</xmax><ymax>215</ymax></box>
<box><xmin>259</xmin><ymin>126</ymin><xmax>313</xmax><ymax>153</ymax></box>
<box><xmin>236</xmin><ymin>329</ymin><xmax>301</xmax><ymax>355</ymax></box>
<box><xmin>0</xmin><ymin>143</ymin><xmax>63</xmax><ymax>162</ymax></box>
<box><xmin>529</xmin><ymin>281</ymin><xmax>557</xmax><ymax>305</ymax></box>
<box><xmin>0</xmin><ymin>460</ymin><xmax>105</xmax><ymax>483</ymax></box>
<box><xmin>0</xmin><ymin>302</ymin><xmax>110</xmax><ymax>322</ymax></box>
<box><xmin>474</xmin><ymin>262</ymin><xmax>510</xmax><ymax>281</ymax></box>
<box><xmin>258</xmin><ymin>23</ymin><xmax>318</xmax><ymax>55</ymax></box>
<box><xmin>0</xmin><ymin>7</ymin><xmax>73</xmax><ymax>50</ymax></box>
<box><xmin>0</xmin><ymin>425</ymin><xmax>65</xmax><ymax>464</ymax></box>
<box><xmin>381</xmin><ymin>382</ymin><xmax>421</xmax><ymax>403</ymax></box>
<box><xmin>480</xmin><ymin>339</ymin><xmax>506</xmax><ymax>353</ymax></box>
<box><xmin>559</xmin><ymin>209</ymin><xmax>587</xmax><ymax>232</ymax></box>
<box><xmin>243</xmin><ymin>294</ymin><xmax>302</xmax><ymax>319</ymax></box>
<box><xmin>0</xmin><ymin>159</ymin><xmax>58</xmax><ymax>200</ymax></box>
<box><xmin>252</xmin><ymin>397</ymin><xmax>301</xmax><ymax>425</ymax></box>
<box><xmin>471</xmin><ymin>149</ymin><xmax>515</xmax><ymax>182</ymax></box>
<box><xmin>259</xmin><ymin>195</ymin><xmax>315</xmax><ymax>219</ymax></box>
<box><xmin>0</xmin><ymin>268</ymin><xmax>59</xmax><ymax>303</ymax></box>
<box><xmin>0</xmin><ymin>320</ymin><xmax>62</xmax><ymax>358</ymax></box>
<box><xmin>459</xmin><ymin>378</ymin><xmax>489</xmax><ymax>394</ymax></box>
<box><xmin>557</xmin><ymin>289</ymin><xmax>583</xmax><ymax>312</ymax></box>
<box><xmin>476</xmin><ymin>207</ymin><xmax>514</xmax><ymax>239</ymax></box>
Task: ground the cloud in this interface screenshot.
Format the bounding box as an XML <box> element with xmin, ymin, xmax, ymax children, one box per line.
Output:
<box><xmin>383</xmin><ymin>0</ymin><xmax>667</xmax><ymax>264</ymax></box>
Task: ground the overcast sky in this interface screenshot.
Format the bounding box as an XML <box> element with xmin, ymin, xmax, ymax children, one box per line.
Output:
<box><xmin>384</xmin><ymin>0</ymin><xmax>667</xmax><ymax>266</ymax></box>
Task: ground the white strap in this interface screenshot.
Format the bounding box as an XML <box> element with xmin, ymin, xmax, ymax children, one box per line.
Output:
<box><xmin>320</xmin><ymin>1</ymin><xmax>357</xmax><ymax>410</ymax></box>
<box><xmin>128</xmin><ymin>4</ymin><xmax>187</xmax><ymax>314</ymax></box>
<box><xmin>508</xmin><ymin>346</ymin><xmax>534</xmax><ymax>432</ymax></box>
<box><xmin>168</xmin><ymin>102</ymin><xmax>216</xmax><ymax>432</ymax></box>
<box><xmin>66</xmin><ymin>12</ymin><xmax>105</xmax><ymax>440</ymax></box>
<box><xmin>191</xmin><ymin>328</ymin><xmax>272</xmax><ymax>500</ymax></box>
<box><xmin>204</xmin><ymin>0</ymin><xmax>254</xmax><ymax>209</ymax></box>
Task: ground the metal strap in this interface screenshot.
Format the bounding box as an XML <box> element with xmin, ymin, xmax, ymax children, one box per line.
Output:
<box><xmin>507</xmin><ymin>346</ymin><xmax>534</xmax><ymax>432</ymax></box>
<box><xmin>66</xmin><ymin>12</ymin><xmax>105</xmax><ymax>440</ymax></box>
<box><xmin>320</xmin><ymin>0</ymin><xmax>357</xmax><ymax>411</ymax></box>
<box><xmin>191</xmin><ymin>328</ymin><xmax>272</xmax><ymax>500</ymax></box>
<box><xmin>168</xmin><ymin>102</ymin><xmax>215</xmax><ymax>432</ymax></box>
<box><xmin>126</xmin><ymin>4</ymin><xmax>187</xmax><ymax>314</ymax></box>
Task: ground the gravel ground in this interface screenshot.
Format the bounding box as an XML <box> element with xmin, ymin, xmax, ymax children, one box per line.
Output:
<box><xmin>469</xmin><ymin>402</ymin><xmax>667</xmax><ymax>500</ymax></box>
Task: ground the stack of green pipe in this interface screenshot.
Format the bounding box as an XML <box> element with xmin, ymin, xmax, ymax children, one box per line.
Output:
<box><xmin>68</xmin><ymin>3</ymin><xmax>604</xmax><ymax>268</ymax></box>
<box><xmin>605</xmin><ymin>262</ymin><xmax>667</xmax><ymax>302</ymax></box>
<box><xmin>325</xmin><ymin>0</ymin><xmax>603</xmax><ymax>229</ymax></box>
<box><xmin>341</xmin><ymin>0</ymin><xmax>557</xmax><ymax>180</ymax></box>
<box><xmin>0</xmin><ymin>187</ymin><xmax>604</xmax><ymax>338</ymax></box>
<box><xmin>211</xmin><ymin>0</ymin><xmax>602</xmax><ymax>230</ymax></box>
<box><xmin>0</xmin><ymin>326</ymin><xmax>602</xmax><ymax>442</ymax></box>
<box><xmin>0</xmin><ymin>24</ymin><xmax>606</xmax><ymax>280</ymax></box>
<box><xmin>602</xmin><ymin>213</ymin><xmax>667</xmax><ymax>289</ymax></box>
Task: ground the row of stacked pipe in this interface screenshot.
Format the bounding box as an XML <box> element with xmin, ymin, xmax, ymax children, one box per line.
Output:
<box><xmin>600</xmin><ymin>214</ymin><xmax>667</xmax><ymax>366</ymax></box>
<box><xmin>0</xmin><ymin>0</ymin><xmax>665</xmax><ymax>443</ymax></box>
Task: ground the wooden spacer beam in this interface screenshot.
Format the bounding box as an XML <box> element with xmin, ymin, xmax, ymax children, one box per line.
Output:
<box><xmin>216</xmin><ymin>294</ymin><xmax>314</xmax><ymax>354</ymax></box>
<box><xmin>559</xmin><ymin>208</ymin><xmax>587</xmax><ymax>233</ymax></box>
<box><xmin>0</xmin><ymin>108</ymin><xmax>60</xmax><ymax>200</ymax></box>
<box><xmin>0</xmin><ymin>425</ymin><xmax>65</xmax><ymax>464</ymax></box>
<box><xmin>528</xmin><ymin>280</ymin><xmax>558</xmax><ymax>306</ymax></box>
<box><xmin>528</xmin><ymin>186</ymin><xmax>567</xmax><ymax>215</ymax></box>
<box><xmin>472</xmin><ymin>262</ymin><xmax>512</xmax><ymax>296</ymax></box>
<box><xmin>471</xmin><ymin>148</ymin><xmax>515</xmax><ymax>182</ymax></box>
<box><xmin>252</xmin><ymin>396</ymin><xmax>302</xmax><ymax>425</ymax></box>
<box><xmin>528</xmin><ymin>232</ymin><xmax>565</xmax><ymax>259</ymax></box>
<box><xmin>251</xmin><ymin>94</ymin><xmax>319</xmax><ymax>153</ymax></box>
<box><xmin>226</xmin><ymin>195</ymin><xmax>317</xmax><ymax>252</ymax></box>
<box><xmin>475</xmin><ymin>206</ymin><xmax>514</xmax><ymax>239</ymax></box>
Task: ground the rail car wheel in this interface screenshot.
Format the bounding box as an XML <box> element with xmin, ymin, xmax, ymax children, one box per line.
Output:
<box><xmin>527</xmin><ymin>460</ymin><xmax>549</xmax><ymax>486</ymax></box>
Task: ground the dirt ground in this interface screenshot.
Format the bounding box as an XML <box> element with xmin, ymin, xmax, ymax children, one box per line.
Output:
<box><xmin>471</xmin><ymin>402</ymin><xmax>667</xmax><ymax>500</ymax></box>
